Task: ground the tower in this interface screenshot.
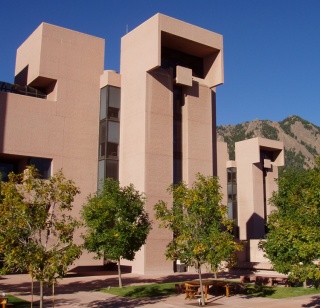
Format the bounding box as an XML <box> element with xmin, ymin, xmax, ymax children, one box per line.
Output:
<box><xmin>119</xmin><ymin>14</ymin><xmax>224</xmax><ymax>274</ymax></box>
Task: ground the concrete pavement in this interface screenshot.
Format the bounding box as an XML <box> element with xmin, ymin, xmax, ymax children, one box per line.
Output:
<box><xmin>1</xmin><ymin>268</ymin><xmax>320</xmax><ymax>307</ymax></box>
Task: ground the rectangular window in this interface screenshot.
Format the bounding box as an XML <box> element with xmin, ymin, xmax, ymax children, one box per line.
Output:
<box><xmin>108</xmin><ymin>87</ymin><xmax>120</xmax><ymax>120</ymax></box>
<box><xmin>99</xmin><ymin>120</ymin><xmax>107</xmax><ymax>159</ymax></box>
<box><xmin>98</xmin><ymin>160</ymin><xmax>105</xmax><ymax>191</ymax></box>
<box><xmin>0</xmin><ymin>155</ymin><xmax>51</xmax><ymax>181</ymax></box>
<box><xmin>173</xmin><ymin>87</ymin><xmax>183</xmax><ymax>184</ymax></box>
<box><xmin>98</xmin><ymin>85</ymin><xmax>121</xmax><ymax>189</ymax></box>
<box><xmin>107</xmin><ymin>121</ymin><xmax>119</xmax><ymax>143</ymax></box>
<box><xmin>100</xmin><ymin>87</ymin><xmax>108</xmax><ymax>120</ymax></box>
<box><xmin>227</xmin><ymin>167</ymin><xmax>238</xmax><ymax>238</ymax></box>
<box><xmin>28</xmin><ymin>157</ymin><xmax>52</xmax><ymax>179</ymax></box>
<box><xmin>106</xmin><ymin>160</ymin><xmax>118</xmax><ymax>180</ymax></box>
<box><xmin>100</xmin><ymin>142</ymin><xmax>106</xmax><ymax>158</ymax></box>
<box><xmin>100</xmin><ymin>120</ymin><xmax>107</xmax><ymax>142</ymax></box>
<box><xmin>0</xmin><ymin>162</ymin><xmax>14</xmax><ymax>181</ymax></box>
<box><xmin>107</xmin><ymin>143</ymin><xmax>118</xmax><ymax>158</ymax></box>
<box><xmin>109</xmin><ymin>87</ymin><xmax>120</xmax><ymax>108</ymax></box>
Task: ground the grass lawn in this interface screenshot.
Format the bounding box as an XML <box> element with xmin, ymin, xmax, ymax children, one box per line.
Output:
<box><xmin>101</xmin><ymin>282</ymin><xmax>179</xmax><ymax>298</ymax></box>
<box><xmin>3</xmin><ymin>294</ymin><xmax>30</xmax><ymax>307</ymax></box>
<box><xmin>101</xmin><ymin>281</ymin><xmax>320</xmax><ymax>300</ymax></box>
<box><xmin>244</xmin><ymin>284</ymin><xmax>320</xmax><ymax>299</ymax></box>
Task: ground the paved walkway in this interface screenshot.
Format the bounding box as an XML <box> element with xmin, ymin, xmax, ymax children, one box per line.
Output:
<box><xmin>1</xmin><ymin>268</ymin><xmax>320</xmax><ymax>307</ymax></box>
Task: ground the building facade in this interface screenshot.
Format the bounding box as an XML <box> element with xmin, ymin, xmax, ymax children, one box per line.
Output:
<box><xmin>218</xmin><ymin>138</ymin><xmax>284</xmax><ymax>267</ymax></box>
<box><xmin>0</xmin><ymin>14</ymin><xmax>283</xmax><ymax>274</ymax></box>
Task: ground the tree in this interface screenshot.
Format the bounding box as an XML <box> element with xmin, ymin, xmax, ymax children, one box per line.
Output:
<box><xmin>260</xmin><ymin>159</ymin><xmax>320</xmax><ymax>287</ymax></box>
<box><xmin>0</xmin><ymin>166</ymin><xmax>83</xmax><ymax>308</ymax></box>
<box><xmin>81</xmin><ymin>178</ymin><xmax>152</xmax><ymax>288</ymax></box>
<box><xmin>154</xmin><ymin>174</ymin><xmax>242</xmax><ymax>305</ymax></box>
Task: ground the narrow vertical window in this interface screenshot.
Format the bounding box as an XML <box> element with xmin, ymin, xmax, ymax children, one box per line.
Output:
<box><xmin>227</xmin><ymin>167</ymin><xmax>238</xmax><ymax>238</ymax></box>
<box><xmin>173</xmin><ymin>86</ymin><xmax>183</xmax><ymax>184</ymax></box>
<box><xmin>98</xmin><ymin>86</ymin><xmax>121</xmax><ymax>185</ymax></box>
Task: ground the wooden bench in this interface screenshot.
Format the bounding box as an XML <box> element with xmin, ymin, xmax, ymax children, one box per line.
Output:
<box><xmin>175</xmin><ymin>283</ymin><xmax>186</xmax><ymax>294</ymax></box>
<box><xmin>184</xmin><ymin>282</ymin><xmax>200</xmax><ymax>300</ymax></box>
<box><xmin>223</xmin><ymin>282</ymin><xmax>240</xmax><ymax>297</ymax></box>
<box><xmin>0</xmin><ymin>297</ymin><xmax>13</xmax><ymax>308</ymax></box>
<box><xmin>240</xmin><ymin>274</ymin><xmax>289</xmax><ymax>286</ymax></box>
<box><xmin>185</xmin><ymin>279</ymin><xmax>238</xmax><ymax>299</ymax></box>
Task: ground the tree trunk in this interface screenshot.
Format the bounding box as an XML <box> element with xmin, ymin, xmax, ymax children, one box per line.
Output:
<box><xmin>118</xmin><ymin>258</ymin><xmax>122</xmax><ymax>288</ymax></box>
<box><xmin>303</xmin><ymin>280</ymin><xmax>307</xmax><ymax>288</ymax></box>
<box><xmin>198</xmin><ymin>263</ymin><xmax>205</xmax><ymax>306</ymax></box>
<box><xmin>52</xmin><ymin>281</ymin><xmax>55</xmax><ymax>308</ymax></box>
<box><xmin>40</xmin><ymin>280</ymin><xmax>43</xmax><ymax>308</ymax></box>
<box><xmin>31</xmin><ymin>277</ymin><xmax>33</xmax><ymax>308</ymax></box>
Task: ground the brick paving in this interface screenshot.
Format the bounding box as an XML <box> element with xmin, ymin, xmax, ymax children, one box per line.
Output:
<box><xmin>1</xmin><ymin>268</ymin><xmax>320</xmax><ymax>307</ymax></box>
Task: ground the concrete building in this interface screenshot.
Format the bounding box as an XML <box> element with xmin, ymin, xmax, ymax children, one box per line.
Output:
<box><xmin>218</xmin><ymin>138</ymin><xmax>284</xmax><ymax>268</ymax></box>
<box><xmin>0</xmin><ymin>13</ymin><xmax>283</xmax><ymax>274</ymax></box>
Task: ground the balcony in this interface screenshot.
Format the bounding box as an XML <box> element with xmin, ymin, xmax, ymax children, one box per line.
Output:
<box><xmin>0</xmin><ymin>81</ymin><xmax>47</xmax><ymax>99</ymax></box>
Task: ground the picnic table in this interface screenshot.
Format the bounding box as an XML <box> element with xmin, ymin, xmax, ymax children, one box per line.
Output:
<box><xmin>185</xmin><ymin>279</ymin><xmax>235</xmax><ymax>300</ymax></box>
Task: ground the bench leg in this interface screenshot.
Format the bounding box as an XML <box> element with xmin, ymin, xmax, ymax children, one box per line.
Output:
<box><xmin>185</xmin><ymin>290</ymin><xmax>197</xmax><ymax>300</ymax></box>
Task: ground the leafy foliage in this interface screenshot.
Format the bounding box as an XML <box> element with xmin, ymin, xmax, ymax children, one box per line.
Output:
<box><xmin>260</xmin><ymin>159</ymin><xmax>320</xmax><ymax>286</ymax></box>
<box><xmin>278</xmin><ymin>149</ymin><xmax>306</xmax><ymax>177</ymax></box>
<box><xmin>154</xmin><ymin>174</ymin><xmax>242</xmax><ymax>305</ymax></box>
<box><xmin>0</xmin><ymin>166</ymin><xmax>82</xmax><ymax>307</ymax></box>
<box><xmin>81</xmin><ymin>178</ymin><xmax>152</xmax><ymax>287</ymax></box>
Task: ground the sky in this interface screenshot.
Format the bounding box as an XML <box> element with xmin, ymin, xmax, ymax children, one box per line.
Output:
<box><xmin>1</xmin><ymin>0</ymin><xmax>320</xmax><ymax>126</ymax></box>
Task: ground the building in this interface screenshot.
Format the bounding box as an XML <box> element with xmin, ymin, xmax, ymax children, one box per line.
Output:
<box><xmin>0</xmin><ymin>13</ymin><xmax>283</xmax><ymax>274</ymax></box>
<box><xmin>218</xmin><ymin>138</ymin><xmax>284</xmax><ymax>268</ymax></box>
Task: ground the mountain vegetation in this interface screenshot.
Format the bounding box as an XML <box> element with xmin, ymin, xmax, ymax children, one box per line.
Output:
<box><xmin>217</xmin><ymin>115</ymin><xmax>320</xmax><ymax>173</ymax></box>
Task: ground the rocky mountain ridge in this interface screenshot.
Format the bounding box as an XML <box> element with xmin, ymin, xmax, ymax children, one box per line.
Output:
<box><xmin>217</xmin><ymin>115</ymin><xmax>320</xmax><ymax>171</ymax></box>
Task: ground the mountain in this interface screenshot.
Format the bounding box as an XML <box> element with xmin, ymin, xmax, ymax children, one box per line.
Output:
<box><xmin>217</xmin><ymin>115</ymin><xmax>320</xmax><ymax>172</ymax></box>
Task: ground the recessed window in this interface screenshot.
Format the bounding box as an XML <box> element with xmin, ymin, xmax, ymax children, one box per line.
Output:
<box><xmin>98</xmin><ymin>85</ymin><xmax>121</xmax><ymax>187</ymax></box>
<box><xmin>100</xmin><ymin>87</ymin><xmax>108</xmax><ymax>120</ymax></box>
<box><xmin>0</xmin><ymin>155</ymin><xmax>52</xmax><ymax>181</ymax></box>
<box><xmin>0</xmin><ymin>162</ymin><xmax>14</xmax><ymax>181</ymax></box>
<box><xmin>106</xmin><ymin>160</ymin><xmax>118</xmax><ymax>180</ymax></box>
<box><xmin>28</xmin><ymin>157</ymin><xmax>52</xmax><ymax>179</ymax></box>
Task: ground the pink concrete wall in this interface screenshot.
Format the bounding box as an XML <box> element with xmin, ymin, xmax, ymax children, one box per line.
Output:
<box><xmin>216</xmin><ymin>142</ymin><xmax>230</xmax><ymax>206</ymax></box>
<box><xmin>1</xmin><ymin>23</ymin><xmax>105</xmax><ymax>266</ymax></box>
<box><xmin>119</xmin><ymin>14</ymin><xmax>223</xmax><ymax>274</ymax></box>
<box><xmin>183</xmin><ymin>83</ymin><xmax>214</xmax><ymax>184</ymax></box>
<box><xmin>235</xmin><ymin>137</ymin><xmax>284</xmax><ymax>243</ymax></box>
<box><xmin>2</xmin><ymin>14</ymin><xmax>225</xmax><ymax>273</ymax></box>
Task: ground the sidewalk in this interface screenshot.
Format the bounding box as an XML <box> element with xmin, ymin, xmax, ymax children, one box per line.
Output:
<box><xmin>1</xmin><ymin>269</ymin><xmax>320</xmax><ymax>307</ymax></box>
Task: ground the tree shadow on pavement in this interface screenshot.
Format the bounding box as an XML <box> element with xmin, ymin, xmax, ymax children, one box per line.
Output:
<box><xmin>87</xmin><ymin>296</ymin><xmax>170</xmax><ymax>308</ymax></box>
<box><xmin>0</xmin><ymin>267</ymin><xmax>248</xmax><ymax>307</ymax></box>
<box><xmin>302</xmin><ymin>295</ymin><xmax>320</xmax><ymax>308</ymax></box>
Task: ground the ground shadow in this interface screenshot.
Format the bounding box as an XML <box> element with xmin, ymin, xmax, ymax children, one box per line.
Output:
<box><xmin>302</xmin><ymin>295</ymin><xmax>320</xmax><ymax>308</ymax></box>
<box><xmin>1</xmin><ymin>268</ymin><xmax>249</xmax><ymax>297</ymax></box>
<box><xmin>242</xmin><ymin>284</ymin><xmax>276</xmax><ymax>298</ymax></box>
<box><xmin>6</xmin><ymin>268</ymin><xmax>308</xmax><ymax>307</ymax></box>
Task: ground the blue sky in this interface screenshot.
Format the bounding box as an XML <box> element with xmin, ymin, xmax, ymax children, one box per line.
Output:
<box><xmin>1</xmin><ymin>0</ymin><xmax>320</xmax><ymax>126</ymax></box>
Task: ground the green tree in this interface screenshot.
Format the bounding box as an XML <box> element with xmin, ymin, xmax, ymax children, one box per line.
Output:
<box><xmin>154</xmin><ymin>174</ymin><xmax>242</xmax><ymax>305</ymax></box>
<box><xmin>0</xmin><ymin>166</ymin><xmax>83</xmax><ymax>308</ymax></box>
<box><xmin>260</xmin><ymin>160</ymin><xmax>320</xmax><ymax>286</ymax></box>
<box><xmin>81</xmin><ymin>178</ymin><xmax>152</xmax><ymax>288</ymax></box>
